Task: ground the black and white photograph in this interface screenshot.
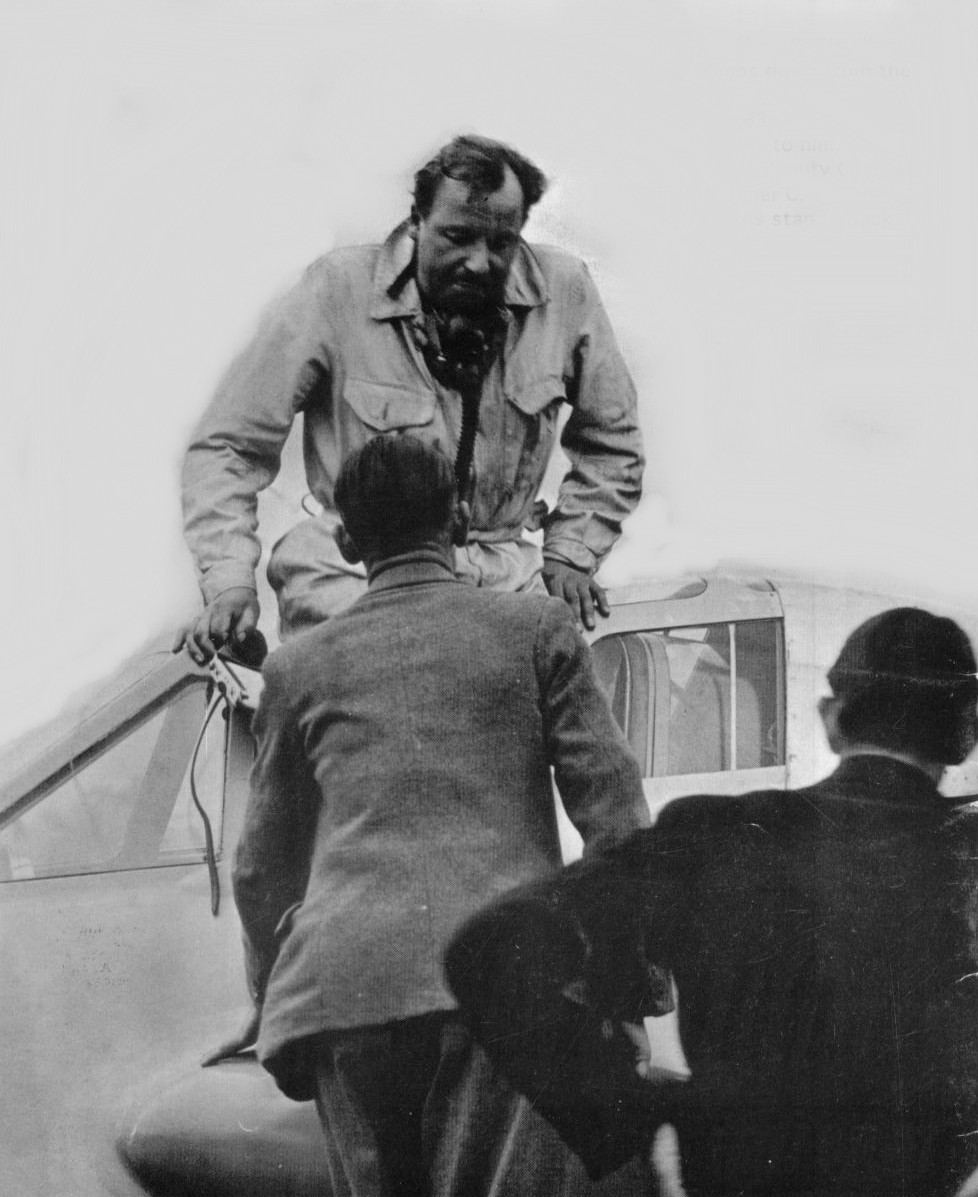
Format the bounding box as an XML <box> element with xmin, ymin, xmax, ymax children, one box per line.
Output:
<box><xmin>3</xmin><ymin>2</ymin><xmax>978</xmax><ymax>1195</ymax></box>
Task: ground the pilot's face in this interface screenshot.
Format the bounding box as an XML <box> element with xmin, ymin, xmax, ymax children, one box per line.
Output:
<box><xmin>412</xmin><ymin>168</ymin><xmax>525</xmax><ymax>316</ymax></box>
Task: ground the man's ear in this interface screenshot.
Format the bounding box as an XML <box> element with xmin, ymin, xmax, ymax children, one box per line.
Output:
<box><xmin>818</xmin><ymin>694</ymin><xmax>845</xmax><ymax>754</ymax></box>
<box><xmin>333</xmin><ymin>524</ymin><xmax>362</xmax><ymax>565</ymax></box>
<box><xmin>408</xmin><ymin>205</ymin><xmax>420</xmax><ymax>241</ymax></box>
<box><xmin>452</xmin><ymin>499</ymin><xmax>471</xmax><ymax>547</ymax></box>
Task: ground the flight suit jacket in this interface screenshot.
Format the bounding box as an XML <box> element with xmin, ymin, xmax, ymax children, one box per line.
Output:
<box><xmin>232</xmin><ymin>551</ymin><xmax>650</xmax><ymax>1100</ymax></box>
<box><xmin>447</xmin><ymin>755</ymin><xmax>978</xmax><ymax>1195</ymax></box>
<box><xmin>182</xmin><ymin>223</ymin><xmax>644</xmax><ymax>605</ymax></box>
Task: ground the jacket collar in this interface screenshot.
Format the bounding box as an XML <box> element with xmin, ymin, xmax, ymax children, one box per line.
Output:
<box><xmin>368</xmin><ymin>220</ymin><xmax>550</xmax><ymax>321</ymax></box>
<box><xmin>826</xmin><ymin>753</ymin><xmax>955</xmax><ymax>810</ymax></box>
<box><xmin>366</xmin><ymin>548</ymin><xmax>460</xmax><ymax>593</ymax></box>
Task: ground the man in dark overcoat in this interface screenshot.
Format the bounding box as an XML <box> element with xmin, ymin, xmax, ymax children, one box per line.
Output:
<box><xmin>447</xmin><ymin>605</ymin><xmax>978</xmax><ymax>1197</ymax></box>
<box><xmin>230</xmin><ymin>433</ymin><xmax>652</xmax><ymax>1197</ymax></box>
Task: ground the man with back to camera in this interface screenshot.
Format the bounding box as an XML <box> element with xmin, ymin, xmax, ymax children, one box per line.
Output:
<box><xmin>178</xmin><ymin>133</ymin><xmax>644</xmax><ymax>662</ymax></box>
<box><xmin>446</xmin><ymin>607</ymin><xmax>978</xmax><ymax>1196</ymax></box>
<box><xmin>226</xmin><ymin>433</ymin><xmax>653</xmax><ymax>1197</ymax></box>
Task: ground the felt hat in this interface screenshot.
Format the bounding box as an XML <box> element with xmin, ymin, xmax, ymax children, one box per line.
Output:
<box><xmin>828</xmin><ymin>607</ymin><xmax>976</xmax><ymax>690</ymax></box>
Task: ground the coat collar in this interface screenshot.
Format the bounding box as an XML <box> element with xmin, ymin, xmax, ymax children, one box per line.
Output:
<box><xmin>826</xmin><ymin>753</ymin><xmax>954</xmax><ymax>810</ymax></box>
<box><xmin>366</xmin><ymin>548</ymin><xmax>460</xmax><ymax>593</ymax></box>
<box><xmin>367</xmin><ymin>220</ymin><xmax>550</xmax><ymax>321</ymax></box>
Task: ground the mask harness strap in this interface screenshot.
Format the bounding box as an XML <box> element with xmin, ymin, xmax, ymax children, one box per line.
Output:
<box><xmin>420</xmin><ymin>309</ymin><xmax>505</xmax><ymax>498</ymax></box>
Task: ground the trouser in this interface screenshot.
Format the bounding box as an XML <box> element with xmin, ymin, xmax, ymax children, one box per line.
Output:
<box><xmin>267</xmin><ymin>515</ymin><xmax>546</xmax><ymax>638</ymax></box>
<box><xmin>311</xmin><ymin>1012</ymin><xmax>655</xmax><ymax>1197</ymax></box>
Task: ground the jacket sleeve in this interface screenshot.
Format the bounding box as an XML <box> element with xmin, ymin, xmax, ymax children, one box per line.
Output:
<box><xmin>181</xmin><ymin>267</ymin><xmax>333</xmax><ymax>603</ymax></box>
<box><xmin>542</xmin><ymin>262</ymin><xmax>644</xmax><ymax>574</ymax></box>
<box><xmin>535</xmin><ymin>599</ymin><xmax>650</xmax><ymax>853</ymax></box>
<box><xmin>232</xmin><ymin>655</ymin><xmax>321</xmax><ymax>1004</ymax></box>
<box><xmin>444</xmin><ymin>833</ymin><xmax>686</xmax><ymax>1179</ymax></box>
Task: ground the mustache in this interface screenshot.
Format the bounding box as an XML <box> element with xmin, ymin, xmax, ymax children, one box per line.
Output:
<box><xmin>447</xmin><ymin>277</ymin><xmax>504</xmax><ymax>305</ymax></box>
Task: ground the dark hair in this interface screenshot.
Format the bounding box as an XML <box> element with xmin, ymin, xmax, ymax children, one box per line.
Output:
<box><xmin>334</xmin><ymin>434</ymin><xmax>457</xmax><ymax>556</ymax></box>
<box><xmin>412</xmin><ymin>134</ymin><xmax>547</xmax><ymax>221</ymax></box>
<box><xmin>827</xmin><ymin>607</ymin><xmax>978</xmax><ymax>765</ymax></box>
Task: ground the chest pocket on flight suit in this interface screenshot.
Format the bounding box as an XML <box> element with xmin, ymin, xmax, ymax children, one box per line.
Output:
<box><xmin>343</xmin><ymin>379</ymin><xmax>436</xmax><ymax>432</ymax></box>
<box><xmin>503</xmin><ymin>376</ymin><xmax>566</xmax><ymax>499</ymax></box>
<box><xmin>268</xmin><ymin>380</ymin><xmax>438</xmax><ymax>626</ymax></box>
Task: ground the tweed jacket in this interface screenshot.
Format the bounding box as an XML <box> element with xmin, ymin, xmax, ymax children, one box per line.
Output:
<box><xmin>182</xmin><ymin>222</ymin><xmax>644</xmax><ymax>607</ymax></box>
<box><xmin>232</xmin><ymin>550</ymin><xmax>649</xmax><ymax>1100</ymax></box>
<box><xmin>447</xmin><ymin>755</ymin><xmax>978</xmax><ymax>1196</ymax></box>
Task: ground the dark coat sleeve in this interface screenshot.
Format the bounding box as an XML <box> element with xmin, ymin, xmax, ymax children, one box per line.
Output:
<box><xmin>444</xmin><ymin>830</ymin><xmax>688</xmax><ymax>1179</ymax></box>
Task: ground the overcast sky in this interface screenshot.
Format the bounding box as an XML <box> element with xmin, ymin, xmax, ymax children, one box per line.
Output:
<box><xmin>2</xmin><ymin>0</ymin><xmax>976</xmax><ymax>744</ymax></box>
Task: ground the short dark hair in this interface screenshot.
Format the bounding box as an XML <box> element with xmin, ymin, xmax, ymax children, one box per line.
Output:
<box><xmin>827</xmin><ymin>607</ymin><xmax>978</xmax><ymax>765</ymax></box>
<box><xmin>334</xmin><ymin>434</ymin><xmax>457</xmax><ymax>557</ymax></box>
<box><xmin>413</xmin><ymin>134</ymin><xmax>547</xmax><ymax>221</ymax></box>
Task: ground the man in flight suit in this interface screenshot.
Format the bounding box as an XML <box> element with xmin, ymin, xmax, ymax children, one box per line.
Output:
<box><xmin>179</xmin><ymin>134</ymin><xmax>644</xmax><ymax>662</ymax></box>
